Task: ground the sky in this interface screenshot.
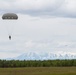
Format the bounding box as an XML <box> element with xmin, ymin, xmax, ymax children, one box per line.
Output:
<box><xmin>0</xmin><ymin>0</ymin><xmax>76</xmax><ymax>59</ymax></box>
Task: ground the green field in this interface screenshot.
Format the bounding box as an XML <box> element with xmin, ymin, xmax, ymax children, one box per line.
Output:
<box><xmin>0</xmin><ymin>67</ymin><xmax>76</xmax><ymax>75</ymax></box>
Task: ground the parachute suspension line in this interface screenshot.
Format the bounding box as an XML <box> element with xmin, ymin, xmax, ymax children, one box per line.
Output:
<box><xmin>3</xmin><ymin>21</ymin><xmax>14</xmax><ymax>40</ymax></box>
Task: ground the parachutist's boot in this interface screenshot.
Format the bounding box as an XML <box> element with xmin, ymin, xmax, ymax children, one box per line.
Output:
<box><xmin>9</xmin><ymin>35</ymin><xmax>11</xmax><ymax>40</ymax></box>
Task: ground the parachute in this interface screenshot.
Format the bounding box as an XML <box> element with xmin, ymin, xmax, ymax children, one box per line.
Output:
<box><xmin>2</xmin><ymin>13</ymin><xmax>18</xmax><ymax>20</ymax></box>
<box><xmin>2</xmin><ymin>13</ymin><xmax>18</xmax><ymax>40</ymax></box>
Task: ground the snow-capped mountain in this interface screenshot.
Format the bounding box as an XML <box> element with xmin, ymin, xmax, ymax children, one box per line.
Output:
<box><xmin>13</xmin><ymin>51</ymin><xmax>76</xmax><ymax>60</ymax></box>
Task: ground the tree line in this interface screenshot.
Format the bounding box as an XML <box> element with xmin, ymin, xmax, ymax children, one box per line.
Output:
<box><xmin>0</xmin><ymin>59</ymin><xmax>76</xmax><ymax>67</ymax></box>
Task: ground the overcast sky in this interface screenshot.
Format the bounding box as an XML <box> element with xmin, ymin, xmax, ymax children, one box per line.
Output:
<box><xmin>0</xmin><ymin>0</ymin><xmax>76</xmax><ymax>59</ymax></box>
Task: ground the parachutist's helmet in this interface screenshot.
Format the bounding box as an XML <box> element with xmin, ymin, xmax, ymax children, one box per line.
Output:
<box><xmin>2</xmin><ymin>13</ymin><xmax>18</xmax><ymax>20</ymax></box>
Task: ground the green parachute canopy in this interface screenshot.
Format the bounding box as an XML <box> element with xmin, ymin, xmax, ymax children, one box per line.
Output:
<box><xmin>2</xmin><ymin>13</ymin><xmax>18</xmax><ymax>20</ymax></box>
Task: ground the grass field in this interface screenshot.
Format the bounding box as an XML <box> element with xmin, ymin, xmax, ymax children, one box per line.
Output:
<box><xmin>0</xmin><ymin>67</ymin><xmax>76</xmax><ymax>75</ymax></box>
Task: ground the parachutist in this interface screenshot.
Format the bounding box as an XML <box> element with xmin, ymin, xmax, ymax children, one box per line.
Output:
<box><xmin>2</xmin><ymin>13</ymin><xmax>18</xmax><ymax>40</ymax></box>
<box><xmin>9</xmin><ymin>35</ymin><xmax>11</xmax><ymax>40</ymax></box>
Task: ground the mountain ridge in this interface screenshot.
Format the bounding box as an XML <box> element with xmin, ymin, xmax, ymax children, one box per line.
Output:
<box><xmin>12</xmin><ymin>51</ymin><xmax>76</xmax><ymax>60</ymax></box>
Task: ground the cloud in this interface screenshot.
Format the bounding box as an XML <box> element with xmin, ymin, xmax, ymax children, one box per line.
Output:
<box><xmin>14</xmin><ymin>0</ymin><xmax>64</xmax><ymax>11</ymax></box>
<box><xmin>54</xmin><ymin>0</ymin><xmax>76</xmax><ymax>18</ymax></box>
<box><xmin>0</xmin><ymin>0</ymin><xmax>76</xmax><ymax>59</ymax></box>
<box><xmin>1</xmin><ymin>0</ymin><xmax>76</xmax><ymax>18</ymax></box>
